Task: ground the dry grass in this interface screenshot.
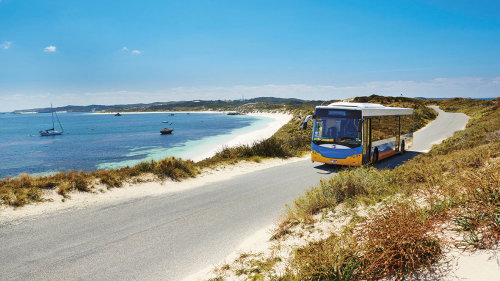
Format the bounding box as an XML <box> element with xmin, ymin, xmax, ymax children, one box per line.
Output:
<box><xmin>197</xmin><ymin>136</ymin><xmax>308</xmax><ymax>168</ymax></box>
<box><xmin>0</xmin><ymin>157</ymin><xmax>199</xmax><ymax>206</ymax></box>
<box><xmin>355</xmin><ymin>201</ymin><xmax>444</xmax><ymax>280</ymax></box>
<box><xmin>452</xmin><ymin>162</ymin><xmax>500</xmax><ymax>249</ymax></box>
<box><xmin>275</xmin><ymin>201</ymin><xmax>445</xmax><ymax>281</ymax></box>
<box><xmin>274</xmin><ymin>166</ymin><xmax>396</xmax><ymax>240</ymax></box>
<box><xmin>282</xmin><ymin>233</ymin><xmax>362</xmax><ymax>281</ymax></box>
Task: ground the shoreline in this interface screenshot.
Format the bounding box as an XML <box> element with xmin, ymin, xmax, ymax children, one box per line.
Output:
<box><xmin>1</xmin><ymin>111</ymin><xmax>291</xmax><ymax>177</ymax></box>
<box><xmin>191</xmin><ymin>112</ymin><xmax>292</xmax><ymax>162</ymax></box>
<box><xmin>92</xmin><ymin>111</ymin><xmax>293</xmax><ymax>163</ymax></box>
<box><xmin>0</xmin><ymin>112</ymin><xmax>295</xmax><ymax>222</ymax></box>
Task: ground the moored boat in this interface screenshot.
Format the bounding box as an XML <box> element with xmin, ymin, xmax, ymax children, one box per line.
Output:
<box><xmin>160</xmin><ymin>128</ymin><xmax>173</xmax><ymax>134</ymax></box>
<box><xmin>40</xmin><ymin>129</ymin><xmax>63</xmax><ymax>136</ymax></box>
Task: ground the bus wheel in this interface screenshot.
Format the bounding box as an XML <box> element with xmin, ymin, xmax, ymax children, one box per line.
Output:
<box><xmin>372</xmin><ymin>150</ymin><xmax>379</xmax><ymax>165</ymax></box>
<box><xmin>401</xmin><ymin>141</ymin><xmax>405</xmax><ymax>155</ymax></box>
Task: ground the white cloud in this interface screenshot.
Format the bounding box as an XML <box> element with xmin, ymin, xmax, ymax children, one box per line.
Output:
<box><xmin>3</xmin><ymin>94</ymin><xmax>26</xmax><ymax>101</ymax></box>
<box><xmin>1</xmin><ymin>41</ymin><xmax>12</xmax><ymax>49</ymax></box>
<box><xmin>2</xmin><ymin>77</ymin><xmax>498</xmax><ymax>112</ymax></box>
<box><xmin>44</xmin><ymin>46</ymin><xmax>57</xmax><ymax>52</ymax></box>
<box><xmin>122</xmin><ymin>47</ymin><xmax>128</xmax><ymax>51</ymax></box>
<box><xmin>163</xmin><ymin>77</ymin><xmax>500</xmax><ymax>101</ymax></box>
<box><xmin>72</xmin><ymin>78</ymin><xmax>498</xmax><ymax>106</ymax></box>
<box><xmin>131</xmin><ymin>50</ymin><xmax>141</xmax><ymax>54</ymax></box>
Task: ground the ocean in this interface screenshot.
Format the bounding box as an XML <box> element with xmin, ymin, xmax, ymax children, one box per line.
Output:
<box><xmin>0</xmin><ymin>112</ymin><xmax>272</xmax><ymax>178</ymax></box>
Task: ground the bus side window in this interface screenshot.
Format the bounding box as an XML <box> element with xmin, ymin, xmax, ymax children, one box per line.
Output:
<box><xmin>372</xmin><ymin>116</ymin><xmax>382</xmax><ymax>141</ymax></box>
<box><xmin>401</xmin><ymin>115</ymin><xmax>412</xmax><ymax>135</ymax></box>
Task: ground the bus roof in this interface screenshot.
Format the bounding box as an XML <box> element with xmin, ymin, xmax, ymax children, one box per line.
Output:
<box><xmin>317</xmin><ymin>102</ymin><xmax>413</xmax><ymax>117</ymax></box>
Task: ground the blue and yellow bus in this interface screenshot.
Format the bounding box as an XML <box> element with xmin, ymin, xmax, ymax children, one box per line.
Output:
<box><xmin>302</xmin><ymin>102</ymin><xmax>413</xmax><ymax>166</ymax></box>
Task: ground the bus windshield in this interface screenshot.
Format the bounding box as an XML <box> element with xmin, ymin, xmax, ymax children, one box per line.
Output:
<box><xmin>312</xmin><ymin>117</ymin><xmax>361</xmax><ymax>147</ymax></box>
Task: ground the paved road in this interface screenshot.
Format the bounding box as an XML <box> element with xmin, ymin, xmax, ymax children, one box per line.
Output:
<box><xmin>377</xmin><ymin>106</ymin><xmax>469</xmax><ymax>170</ymax></box>
<box><xmin>0</xmin><ymin>107</ymin><xmax>469</xmax><ymax>281</ymax></box>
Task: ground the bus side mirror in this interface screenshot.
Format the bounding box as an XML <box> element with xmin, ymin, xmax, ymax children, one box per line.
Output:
<box><xmin>301</xmin><ymin>115</ymin><xmax>314</xmax><ymax>130</ymax></box>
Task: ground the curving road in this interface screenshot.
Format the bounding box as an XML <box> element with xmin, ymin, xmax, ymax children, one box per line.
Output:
<box><xmin>0</xmin><ymin>107</ymin><xmax>469</xmax><ymax>281</ymax></box>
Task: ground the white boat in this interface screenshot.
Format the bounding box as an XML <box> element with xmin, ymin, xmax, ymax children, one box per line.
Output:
<box><xmin>40</xmin><ymin>104</ymin><xmax>64</xmax><ymax>136</ymax></box>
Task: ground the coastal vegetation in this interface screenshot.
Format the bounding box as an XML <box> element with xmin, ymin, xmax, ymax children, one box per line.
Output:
<box><xmin>12</xmin><ymin>97</ymin><xmax>322</xmax><ymax>114</ymax></box>
<box><xmin>0</xmin><ymin>96</ymin><xmax>435</xmax><ymax>208</ymax></box>
<box><xmin>207</xmin><ymin>97</ymin><xmax>500</xmax><ymax>280</ymax></box>
<box><xmin>11</xmin><ymin>103</ymin><xmax>167</xmax><ymax>114</ymax></box>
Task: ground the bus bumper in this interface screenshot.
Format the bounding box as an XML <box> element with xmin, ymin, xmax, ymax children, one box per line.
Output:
<box><xmin>311</xmin><ymin>150</ymin><xmax>363</xmax><ymax>166</ymax></box>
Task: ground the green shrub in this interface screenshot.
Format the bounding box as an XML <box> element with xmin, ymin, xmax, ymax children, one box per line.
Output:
<box><xmin>453</xmin><ymin>162</ymin><xmax>500</xmax><ymax>249</ymax></box>
<box><xmin>153</xmin><ymin>157</ymin><xmax>198</xmax><ymax>180</ymax></box>
<box><xmin>280</xmin><ymin>166</ymin><xmax>394</xmax><ymax>227</ymax></box>
<box><xmin>281</xmin><ymin>234</ymin><xmax>362</xmax><ymax>281</ymax></box>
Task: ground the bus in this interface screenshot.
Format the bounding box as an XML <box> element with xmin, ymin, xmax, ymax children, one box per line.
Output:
<box><xmin>302</xmin><ymin>102</ymin><xmax>413</xmax><ymax>166</ymax></box>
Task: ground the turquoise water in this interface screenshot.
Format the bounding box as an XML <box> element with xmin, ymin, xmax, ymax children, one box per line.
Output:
<box><xmin>0</xmin><ymin>112</ymin><xmax>272</xmax><ymax>178</ymax></box>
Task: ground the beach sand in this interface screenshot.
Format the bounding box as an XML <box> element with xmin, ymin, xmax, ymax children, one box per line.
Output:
<box><xmin>191</xmin><ymin>112</ymin><xmax>293</xmax><ymax>162</ymax></box>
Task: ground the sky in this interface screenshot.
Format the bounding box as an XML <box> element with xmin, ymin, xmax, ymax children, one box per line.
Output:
<box><xmin>0</xmin><ymin>0</ymin><xmax>499</xmax><ymax>111</ymax></box>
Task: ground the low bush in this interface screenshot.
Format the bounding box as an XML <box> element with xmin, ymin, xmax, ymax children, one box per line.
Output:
<box><xmin>356</xmin><ymin>201</ymin><xmax>444</xmax><ymax>280</ymax></box>
<box><xmin>278</xmin><ymin>201</ymin><xmax>444</xmax><ymax>281</ymax></box>
<box><xmin>0</xmin><ymin>174</ymin><xmax>47</xmax><ymax>206</ymax></box>
<box><xmin>96</xmin><ymin>169</ymin><xmax>124</xmax><ymax>188</ymax></box>
<box><xmin>452</xmin><ymin>162</ymin><xmax>500</xmax><ymax>249</ymax></box>
<box><xmin>153</xmin><ymin>157</ymin><xmax>198</xmax><ymax>180</ymax></box>
<box><xmin>197</xmin><ymin>136</ymin><xmax>300</xmax><ymax>168</ymax></box>
<box><xmin>280</xmin><ymin>234</ymin><xmax>362</xmax><ymax>281</ymax></box>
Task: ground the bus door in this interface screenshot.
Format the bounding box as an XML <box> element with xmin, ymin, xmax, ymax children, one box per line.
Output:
<box><xmin>362</xmin><ymin>118</ymin><xmax>371</xmax><ymax>165</ymax></box>
<box><xmin>395</xmin><ymin>116</ymin><xmax>400</xmax><ymax>152</ymax></box>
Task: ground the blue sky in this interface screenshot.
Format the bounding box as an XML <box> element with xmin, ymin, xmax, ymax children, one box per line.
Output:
<box><xmin>1</xmin><ymin>0</ymin><xmax>499</xmax><ymax>111</ymax></box>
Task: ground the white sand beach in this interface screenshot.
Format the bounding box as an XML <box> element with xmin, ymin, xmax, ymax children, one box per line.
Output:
<box><xmin>191</xmin><ymin>112</ymin><xmax>293</xmax><ymax>162</ymax></box>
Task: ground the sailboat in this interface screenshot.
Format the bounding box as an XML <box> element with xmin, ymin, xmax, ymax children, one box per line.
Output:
<box><xmin>39</xmin><ymin>104</ymin><xmax>64</xmax><ymax>136</ymax></box>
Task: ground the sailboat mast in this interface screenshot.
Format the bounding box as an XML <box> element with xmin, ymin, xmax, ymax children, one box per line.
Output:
<box><xmin>51</xmin><ymin>103</ymin><xmax>55</xmax><ymax>129</ymax></box>
<box><xmin>54</xmin><ymin>105</ymin><xmax>63</xmax><ymax>132</ymax></box>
